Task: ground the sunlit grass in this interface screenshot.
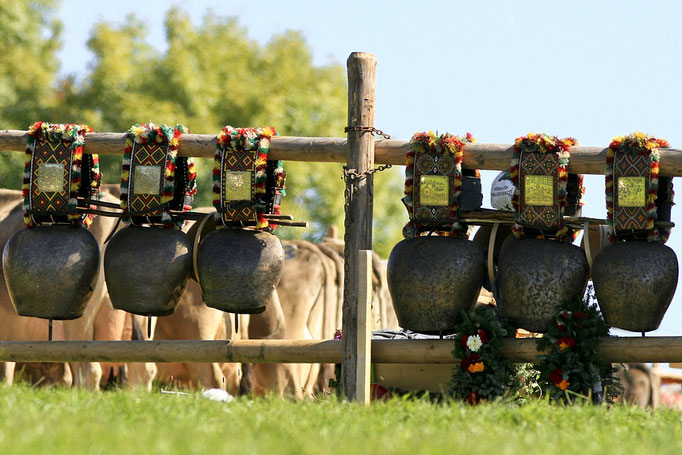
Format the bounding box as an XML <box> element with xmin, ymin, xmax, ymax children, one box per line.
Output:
<box><xmin>0</xmin><ymin>384</ymin><xmax>680</xmax><ymax>455</ymax></box>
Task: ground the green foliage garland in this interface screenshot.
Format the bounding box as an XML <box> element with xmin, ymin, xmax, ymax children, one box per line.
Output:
<box><xmin>451</xmin><ymin>305</ymin><xmax>519</xmax><ymax>404</ymax></box>
<box><xmin>535</xmin><ymin>289</ymin><xmax>623</xmax><ymax>403</ymax></box>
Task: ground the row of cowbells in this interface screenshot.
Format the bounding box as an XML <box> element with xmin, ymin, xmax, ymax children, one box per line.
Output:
<box><xmin>388</xmin><ymin>232</ymin><xmax>678</xmax><ymax>334</ymax></box>
<box><xmin>2</xmin><ymin>224</ymin><xmax>284</xmax><ymax>320</ymax></box>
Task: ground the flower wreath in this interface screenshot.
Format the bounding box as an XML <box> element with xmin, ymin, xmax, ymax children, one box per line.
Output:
<box><xmin>451</xmin><ymin>305</ymin><xmax>519</xmax><ymax>404</ymax></box>
<box><xmin>23</xmin><ymin>122</ymin><xmax>101</xmax><ymax>228</ymax></box>
<box><xmin>511</xmin><ymin>133</ymin><xmax>582</xmax><ymax>242</ymax></box>
<box><xmin>403</xmin><ymin>131</ymin><xmax>476</xmax><ymax>239</ymax></box>
<box><xmin>121</xmin><ymin>123</ymin><xmax>197</xmax><ymax>229</ymax></box>
<box><xmin>535</xmin><ymin>290</ymin><xmax>622</xmax><ymax>403</ymax></box>
<box><xmin>213</xmin><ymin>126</ymin><xmax>283</xmax><ymax>232</ymax></box>
<box><xmin>606</xmin><ymin>132</ymin><xmax>672</xmax><ymax>243</ymax></box>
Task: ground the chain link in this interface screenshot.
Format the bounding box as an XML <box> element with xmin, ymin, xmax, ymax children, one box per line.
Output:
<box><xmin>344</xmin><ymin>126</ymin><xmax>391</xmax><ymax>139</ymax></box>
<box><xmin>342</xmin><ymin>123</ymin><xmax>392</xmax><ymax>318</ymax></box>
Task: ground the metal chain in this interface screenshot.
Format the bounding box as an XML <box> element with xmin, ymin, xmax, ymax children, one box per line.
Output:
<box><xmin>344</xmin><ymin>126</ymin><xmax>391</xmax><ymax>139</ymax></box>
<box><xmin>341</xmin><ymin>125</ymin><xmax>392</xmax><ymax>319</ymax></box>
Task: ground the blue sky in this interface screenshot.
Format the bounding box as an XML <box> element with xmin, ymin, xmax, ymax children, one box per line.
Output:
<box><xmin>57</xmin><ymin>1</ymin><xmax>682</xmax><ymax>339</ymax></box>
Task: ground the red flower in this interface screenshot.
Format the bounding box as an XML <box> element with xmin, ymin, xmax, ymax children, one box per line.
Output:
<box><xmin>461</xmin><ymin>353</ymin><xmax>481</xmax><ymax>372</ymax></box>
<box><xmin>477</xmin><ymin>329</ymin><xmax>489</xmax><ymax>344</ymax></box>
<box><xmin>370</xmin><ymin>383</ymin><xmax>392</xmax><ymax>401</ymax></box>
<box><xmin>460</xmin><ymin>335</ymin><xmax>469</xmax><ymax>349</ymax></box>
<box><xmin>556</xmin><ymin>323</ymin><xmax>566</xmax><ymax>331</ymax></box>
<box><xmin>556</xmin><ymin>337</ymin><xmax>576</xmax><ymax>351</ymax></box>
<box><xmin>467</xmin><ymin>391</ymin><xmax>480</xmax><ymax>405</ymax></box>
<box><xmin>574</xmin><ymin>311</ymin><xmax>588</xmax><ymax>319</ymax></box>
<box><xmin>549</xmin><ymin>368</ymin><xmax>564</xmax><ymax>386</ymax></box>
<box><xmin>560</xmin><ymin>310</ymin><xmax>571</xmax><ymax>320</ymax></box>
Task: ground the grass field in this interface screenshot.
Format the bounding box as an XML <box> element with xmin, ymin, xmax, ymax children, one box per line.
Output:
<box><xmin>0</xmin><ymin>384</ymin><xmax>681</xmax><ymax>455</ymax></box>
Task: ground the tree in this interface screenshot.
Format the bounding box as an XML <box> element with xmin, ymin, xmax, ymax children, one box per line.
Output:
<box><xmin>0</xmin><ymin>0</ymin><xmax>62</xmax><ymax>188</ymax></box>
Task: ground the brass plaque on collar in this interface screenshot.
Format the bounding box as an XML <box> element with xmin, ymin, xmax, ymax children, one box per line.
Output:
<box><xmin>524</xmin><ymin>175</ymin><xmax>554</xmax><ymax>206</ymax></box>
<box><xmin>617</xmin><ymin>176</ymin><xmax>646</xmax><ymax>207</ymax></box>
<box><xmin>225</xmin><ymin>171</ymin><xmax>253</xmax><ymax>201</ymax></box>
<box><xmin>36</xmin><ymin>163</ymin><xmax>66</xmax><ymax>193</ymax></box>
<box><xmin>419</xmin><ymin>175</ymin><xmax>449</xmax><ymax>206</ymax></box>
<box><xmin>133</xmin><ymin>165</ymin><xmax>162</xmax><ymax>195</ymax></box>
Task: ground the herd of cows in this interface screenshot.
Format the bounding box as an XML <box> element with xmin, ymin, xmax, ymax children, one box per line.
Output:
<box><xmin>0</xmin><ymin>186</ymin><xmax>669</xmax><ymax>406</ymax></box>
<box><xmin>0</xmin><ymin>186</ymin><xmax>396</xmax><ymax>398</ymax></box>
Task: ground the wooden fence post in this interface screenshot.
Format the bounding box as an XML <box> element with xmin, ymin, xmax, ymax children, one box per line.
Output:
<box><xmin>341</xmin><ymin>52</ymin><xmax>377</xmax><ymax>401</ymax></box>
<box><xmin>356</xmin><ymin>250</ymin><xmax>373</xmax><ymax>404</ymax></box>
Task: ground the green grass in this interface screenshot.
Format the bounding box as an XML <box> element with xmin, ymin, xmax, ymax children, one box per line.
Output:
<box><xmin>0</xmin><ymin>384</ymin><xmax>681</xmax><ymax>455</ymax></box>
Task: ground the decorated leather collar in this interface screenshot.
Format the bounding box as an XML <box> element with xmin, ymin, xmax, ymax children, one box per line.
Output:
<box><xmin>606</xmin><ymin>132</ymin><xmax>672</xmax><ymax>243</ymax></box>
<box><xmin>510</xmin><ymin>133</ymin><xmax>583</xmax><ymax>242</ymax></box>
<box><xmin>213</xmin><ymin>126</ymin><xmax>285</xmax><ymax>232</ymax></box>
<box><xmin>120</xmin><ymin>123</ymin><xmax>197</xmax><ymax>229</ymax></box>
<box><xmin>23</xmin><ymin>122</ymin><xmax>101</xmax><ymax>228</ymax></box>
<box><xmin>402</xmin><ymin>131</ymin><xmax>477</xmax><ymax>239</ymax></box>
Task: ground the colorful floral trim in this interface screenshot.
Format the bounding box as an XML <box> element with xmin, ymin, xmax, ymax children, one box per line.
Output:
<box><xmin>213</xmin><ymin>126</ymin><xmax>278</xmax><ymax>231</ymax></box>
<box><xmin>510</xmin><ymin>133</ymin><xmax>579</xmax><ymax>242</ymax></box>
<box><xmin>403</xmin><ymin>131</ymin><xmax>476</xmax><ymax>239</ymax></box>
<box><xmin>535</xmin><ymin>289</ymin><xmax>622</xmax><ymax>404</ymax></box>
<box><xmin>23</xmin><ymin>122</ymin><xmax>100</xmax><ymax>228</ymax></box>
<box><xmin>606</xmin><ymin>132</ymin><xmax>671</xmax><ymax>243</ymax></box>
<box><xmin>451</xmin><ymin>304</ymin><xmax>519</xmax><ymax>404</ymax></box>
<box><xmin>121</xmin><ymin>123</ymin><xmax>196</xmax><ymax>229</ymax></box>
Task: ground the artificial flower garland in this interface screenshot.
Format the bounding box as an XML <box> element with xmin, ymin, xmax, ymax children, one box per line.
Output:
<box><xmin>451</xmin><ymin>304</ymin><xmax>519</xmax><ymax>404</ymax></box>
<box><xmin>121</xmin><ymin>123</ymin><xmax>196</xmax><ymax>229</ymax></box>
<box><xmin>213</xmin><ymin>126</ymin><xmax>280</xmax><ymax>231</ymax></box>
<box><xmin>535</xmin><ymin>291</ymin><xmax>622</xmax><ymax>403</ymax></box>
<box><xmin>511</xmin><ymin>133</ymin><xmax>580</xmax><ymax>242</ymax></box>
<box><xmin>403</xmin><ymin>131</ymin><xmax>476</xmax><ymax>239</ymax></box>
<box><xmin>23</xmin><ymin>122</ymin><xmax>100</xmax><ymax>228</ymax></box>
<box><xmin>606</xmin><ymin>132</ymin><xmax>671</xmax><ymax>243</ymax></box>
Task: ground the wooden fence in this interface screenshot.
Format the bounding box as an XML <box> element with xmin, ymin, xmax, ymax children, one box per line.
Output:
<box><xmin>1</xmin><ymin>52</ymin><xmax>682</xmax><ymax>403</ymax></box>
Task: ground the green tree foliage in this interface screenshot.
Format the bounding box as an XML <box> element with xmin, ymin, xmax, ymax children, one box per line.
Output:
<box><xmin>0</xmin><ymin>5</ymin><xmax>405</xmax><ymax>256</ymax></box>
<box><xmin>0</xmin><ymin>0</ymin><xmax>62</xmax><ymax>188</ymax></box>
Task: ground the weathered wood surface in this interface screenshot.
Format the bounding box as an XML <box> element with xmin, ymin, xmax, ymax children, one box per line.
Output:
<box><xmin>341</xmin><ymin>52</ymin><xmax>377</xmax><ymax>401</ymax></box>
<box><xmin>1</xmin><ymin>337</ymin><xmax>681</xmax><ymax>363</ymax></box>
<box><xmin>356</xmin><ymin>250</ymin><xmax>373</xmax><ymax>405</ymax></box>
<box><xmin>4</xmin><ymin>129</ymin><xmax>682</xmax><ymax>176</ymax></box>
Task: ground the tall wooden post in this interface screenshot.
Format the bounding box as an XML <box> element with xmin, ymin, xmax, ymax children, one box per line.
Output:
<box><xmin>341</xmin><ymin>52</ymin><xmax>376</xmax><ymax>401</ymax></box>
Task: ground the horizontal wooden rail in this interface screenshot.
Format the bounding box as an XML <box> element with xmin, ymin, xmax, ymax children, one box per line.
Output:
<box><xmin>1</xmin><ymin>337</ymin><xmax>681</xmax><ymax>364</ymax></box>
<box><xmin>3</xmin><ymin>130</ymin><xmax>682</xmax><ymax>175</ymax></box>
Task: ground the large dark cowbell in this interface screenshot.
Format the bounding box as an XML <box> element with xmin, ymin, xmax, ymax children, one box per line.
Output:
<box><xmin>197</xmin><ymin>229</ymin><xmax>284</xmax><ymax>314</ymax></box>
<box><xmin>592</xmin><ymin>242</ymin><xmax>678</xmax><ymax>332</ymax></box>
<box><xmin>104</xmin><ymin>226</ymin><xmax>192</xmax><ymax>316</ymax></box>
<box><xmin>497</xmin><ymin>238</ymin><xmax>590</xmax><ymax>332</ymax></box>
<box><xmin>387</xmin><ymin>236</ymin><xmax>485</xmax><ymax>333</ymax></box>
<box><xmin>2</xmin><ymin>225</ymin><xmax>100</xmax><ymax>320</ymax></box>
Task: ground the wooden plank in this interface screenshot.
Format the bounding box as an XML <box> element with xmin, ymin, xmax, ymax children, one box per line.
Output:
<box><xmin>3</xmin><ymin>130</ymin><xmax>682</xmax><ymax>176</ymax></box>
<box><xmin>356</xmin><ymin>250</ymin><xmax>372</xmax><ymax>405</ymax></box>
<box><xmin>1</xmin><ymin>337</ymin><xmax>682</xmax><ymax>364</ymax></box>
<box><xmin>341</xmin><ymin>52</ymin><xmax>377</xmax><ymax>401</ymax></box>
<box><xmin>374</xmin><ymin>363</ymin><xmax>453</xmax><ymax>393</ymax></box>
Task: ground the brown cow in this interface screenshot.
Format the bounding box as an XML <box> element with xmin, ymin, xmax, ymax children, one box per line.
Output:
<box><xmin>153</xmin><ymin>279</ymin><xmax>243</xmax><ymax>394</ymax></box>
